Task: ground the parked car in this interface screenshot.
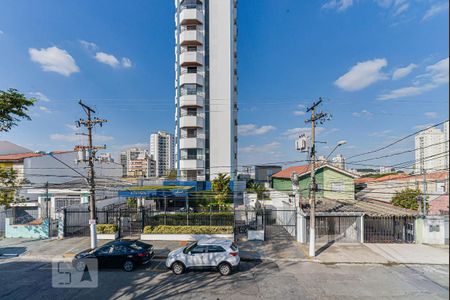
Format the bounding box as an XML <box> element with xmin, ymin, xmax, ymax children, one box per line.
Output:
<box><xmin>73</xmin><ymin>240</ymin><xmax>154</xmax><ymax>272</ymax></box>
<box><xmin>166</xmin><ymin>239</ymin><xmax>240</xmax><ymax>276</ymax></box>
<box><xmin>177</xmin><ymin>207</ymin><xmax>195</xmax><ymax>213</ymax></box>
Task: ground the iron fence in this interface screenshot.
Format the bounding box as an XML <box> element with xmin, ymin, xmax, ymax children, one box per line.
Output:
<box><xmin>364</xmin><ymin>216</ymin><xmax>415</xmax><ymax>243</ymax></box>
<box><xmin>306</xmin><ymin>216</ymin><xmax>361</xmax><ymax>243</ymax></box>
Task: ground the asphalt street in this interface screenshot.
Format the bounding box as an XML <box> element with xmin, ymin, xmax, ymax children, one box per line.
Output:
<box><xmin>0</xmin><ymin>258</ymin><xmax>448</xmax><ymax>299</ymax></box>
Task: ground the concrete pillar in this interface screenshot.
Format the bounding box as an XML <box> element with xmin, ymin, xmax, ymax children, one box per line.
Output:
<box><xmin>360</xmin><ymin>215</ymin><xmax>365</xmax><ymax>243</ymax></box>
<box><xmin>297</xmin><ymin>208</ymin><xmax>306</xmax><ymax>243</ymax></box>
<box><xmin>57</xmin><ymin>210</ymin><xmax>65</xmax><ymax>239</ymax></box>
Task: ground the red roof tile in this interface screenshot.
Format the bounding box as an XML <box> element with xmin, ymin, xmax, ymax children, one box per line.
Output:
<box><xmin>0</xmin><ymin>152</ymin><xmax>43</xmax><ymax>161</ymax></box>
<box><xmin>272</xmin><ymin>163</ymin><xmax>358</xmax><ymax>179</ymax></box>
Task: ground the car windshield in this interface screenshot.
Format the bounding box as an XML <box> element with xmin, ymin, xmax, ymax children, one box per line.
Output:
<box><xmin>183</xmin><ymin>242</ymin><xmax>197</xmax><ymax>254</ymax></box>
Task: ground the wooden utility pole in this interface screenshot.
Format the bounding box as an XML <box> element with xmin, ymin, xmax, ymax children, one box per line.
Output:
<box><xmin>305</xmin><ymin>98</ymin><xmax>330</xmax><ymax>257</ymax></box>
<box><xmin>75</xmin><ymin>100</ymin><xmax>107</xmax><ymax>249</ymax></box>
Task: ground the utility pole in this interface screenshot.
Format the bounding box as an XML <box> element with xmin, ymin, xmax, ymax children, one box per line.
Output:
<box><xmin>419</xmin><ymin>144</ymin><xmax>427</xmax><ymax>216</ymax></box>
<box><xmin>305</xmin><ymin>98</ymin><xmax>330</xmax><ymax>258</ymax></box>
<box><xmin>75</xmin><ymin>100</ymin><xmax>107</xmax><ymax>249</ymax></box>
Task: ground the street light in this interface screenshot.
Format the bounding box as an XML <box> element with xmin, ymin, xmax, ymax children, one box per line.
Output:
<box><xmin>325</xmin><ymin>140</ymin><xmax>347</xmax><ymax>162</ymax></box>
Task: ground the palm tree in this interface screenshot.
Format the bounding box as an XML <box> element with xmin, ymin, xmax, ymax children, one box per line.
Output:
<box><xmin>211</xmin><ymin>173</ymin><xmax>231</xmax><ymax>211</ymax></box>
<box><xmin>247</xmin><ymin>182</ymin><xmax>267</xmax><ymax>200</ymax></box>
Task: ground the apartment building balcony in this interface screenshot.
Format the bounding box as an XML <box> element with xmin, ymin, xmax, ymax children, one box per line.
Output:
<box><xmin>179</xmin><ymin>158</ymin><xmax>205</xmax><ymax>170</ymax></box>
<box><xmin>179</xmin><ymin>94</ymin><xmax>204</xmax><ymax>108</ymax></box>
<box><xmin>180</xmin><ymin>30</ymin><xmax>204</xmax><ymax>46</ymax></box>
<box><xmin>180</xmin><ymin>7</ymin><xmax>204</xmax><ymax>25</ymax></box>
<box><xmin>180</xmin><ymin>72</ymin><xmax>204</xmax><ymax>86</ymax></box>
<box><xmin>180</xmin><ymin>51</ymin><xmax>203</xmax><ymax>66</ymax></box>
<box><xmin>179</xmin><ymin>115</ymin><xmax>204</xmax><ymax>128</ymax></box>
<box><xmin>179</xmin><ymin>137</ymin><xmax>205</xmax><ymax>149</ymax></box>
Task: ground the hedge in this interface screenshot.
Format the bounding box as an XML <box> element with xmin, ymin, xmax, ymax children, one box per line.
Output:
<box><xmin>146</xmin><ymin>212</ymin><xmax>234</xmax><ymax>226</ymax></box>
<box><xmin>96</xmin><ymin>224</ymin><xmax>118</xmax><ymax>234</ymax></box>
<box><xmin>143</xmin><ymin>225</ymin><xmax>233</xmax><ymax>235</ymax></box>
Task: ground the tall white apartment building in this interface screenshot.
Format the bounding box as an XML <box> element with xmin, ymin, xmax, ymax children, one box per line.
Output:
<box><xmin>415</xmin><ymin>121</ymin><xmax>449</xmax><ymax>174</ymax></box>
<box><xmin>174</xmin><ymin>0</ymin><xmax>238</xmax><ymax>181</ymax></box>
<box><xmin>120</xmin><ymin>148</ymin><xmax>156</xmax><ymax>178</ymax></box>
<box><xmin>150</xmin><ymin>131</ymin><xmax>175</xmax><ymax>177</ymax></box>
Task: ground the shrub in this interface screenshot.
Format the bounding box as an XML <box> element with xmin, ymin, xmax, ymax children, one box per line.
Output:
<box><xmin>391</xmin><ymin>188</ymin><xmax>421</xmax><ymax>210</ymax></box>
<box><xmin>96</xmin><ymin>224</ymin><xmax>118</xmax><ymax>234</ymax></box>
<box><xmin>146</xmin><ymin>212</ymin><xmax>234</xmax><ymax>226</ymax></box>
<box><xmin>143</xmin><ymin>225</ymin><xmax>233</xmax><ymax>235</ymax></box>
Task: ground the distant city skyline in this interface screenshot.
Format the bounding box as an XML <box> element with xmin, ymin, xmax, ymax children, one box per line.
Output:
<box><xmin>0</xmin><ymin>0</ymin><xmax>448</xmax><ymax>172</ymax></box>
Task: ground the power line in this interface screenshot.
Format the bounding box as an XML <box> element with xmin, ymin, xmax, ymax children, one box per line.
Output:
<box><xmin>347</xmin><ymin>120</ymin><xmax>449</xmax><ymax>160</ymax></box>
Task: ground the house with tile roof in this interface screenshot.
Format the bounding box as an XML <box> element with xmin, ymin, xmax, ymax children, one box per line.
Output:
<box><xmin>356</xmin><ymin>171</ymin><xmax>449</xmax><ymax>204</ymax></box>
<box><xmin>271</xmin><ymin>164</ymin><xmax>359</xmax><ymax>201</ymax></box>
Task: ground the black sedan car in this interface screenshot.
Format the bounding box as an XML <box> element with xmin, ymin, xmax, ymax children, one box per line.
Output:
<box><xmin>73</xmin><ymin>240</ymin><xmax>154</xmax><ymax>272</ymax></box>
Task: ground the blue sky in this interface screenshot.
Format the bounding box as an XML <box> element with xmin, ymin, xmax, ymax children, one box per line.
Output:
<box><xmin>0</xmin><ymin>0</ymin><xmax>448</xmax><ymax>171</ymax></box>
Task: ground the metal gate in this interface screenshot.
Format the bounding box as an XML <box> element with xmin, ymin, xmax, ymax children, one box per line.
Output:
<box><xmin>364</xmin><ymin>216</ymin><xmax>415</xmax><ymax>243</ymax></box>
<box><xmin>264</xmin><ymin>209</ymin><xmax>297</xmax><ymax>240</ymax></box>
<box><xmin>306</xmin><ymin>216</ymin><xmax>361</xmax><ymax>243</ymax></box>
<box><xmin>119</xmin><ymin>209</ymin><xmax>143</xmax><ymax>238</ymax></box>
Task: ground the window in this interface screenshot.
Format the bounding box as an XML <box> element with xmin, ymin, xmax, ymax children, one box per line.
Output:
<box><xmin>187</xmin><ymin>107</ymin><xmax>197</xmax><ymax>116</ymax></box>
<box><xmin>113</xmin><ymin>245</ymin><xmax>130</xmax><ymax>254</ymax></box>
<box><xmin>187</xmin><ymin>149</ymin><xmax>198</xmax><ymax>159</ymax></box>
<box><xmin>207</xmin><ymin>245</ymin><xmax>225</xmax><ymax>253</ymax></box>
<box><xmin>191</xmin><ymin>245</ymin><xmax>207</xmax><ymax>254</ymax></box>
<box><xmin>187</xmin><ymin>45</ymin><xmax>197</xmax><ymax>52</ymax></box>
<box><xmin>187</xmin><ymin>128</ymin><xmax>197</xmax><ymax>138</ymax></box>
<box><xmin>187</xmin><ymin>66</ymin><xmax>197</xmax><ymax>74</ymax></box>
<box><xmin>429</xmin><ymin>224</ymin><xmax>440</xmax><ymax>232</ymax></box>
<box><xmin>183</xmin><ymin>242</ymin><xmax>197</xmax><ymax>254</ymax></box>
<box><xmin>97</xmin><ymin>246</ymin><xmax>112</xmax><ymax>255</ymax></box>
<box><xmin>186</xmin><ymin>25</ymin><xmax>197</xmax><ymax>31</ymax></box>
<box><xmin>331</xmin><ymin>182</ymin><xmax>344</xmax><ymax>192</ymax></box>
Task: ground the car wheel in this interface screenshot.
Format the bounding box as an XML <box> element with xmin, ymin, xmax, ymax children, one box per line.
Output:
<box><xmin>172</xmin><ymin>262</ymin><xmax>185</xmax><ymax>275</ymax></box>
<box><xmin>218</xmin><ymin>262</ymin><xmax>232</xmax><ymax>276</ymax></box>
<box><xmin>75</xmin><ymin>260</ymin><xmax>86</xmax><ymax>272</ymax></box>
<box><xmin>123</xmin><ymin>260</ymin><xmax>134</xmax><ymax>272</ymax></box>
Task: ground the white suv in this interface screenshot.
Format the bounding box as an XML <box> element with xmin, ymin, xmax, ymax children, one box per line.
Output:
<box><xmin>166</xmin><ymin>239</ymin><xmax>240</xmax><ymax>276</ymax></box>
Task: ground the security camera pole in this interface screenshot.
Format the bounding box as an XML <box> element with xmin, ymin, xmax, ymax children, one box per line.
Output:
<box><xmin>305</xmin><ymin>98</ymin><xmax>330</xmax><ymax>257</ymax></box>
<box><xmin>75</xmin><ymin>100</ymin><xmax>107</xmax><ymax>249</ymax></box>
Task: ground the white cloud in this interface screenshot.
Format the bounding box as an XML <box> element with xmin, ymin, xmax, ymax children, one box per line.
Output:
<box><xmin>369</xmin><ymin>130</ymin><xmax>392</xmax><ymax>137</ymax></box>
<box><xmin>66</xmin><ymin>124</ymin><xmax>78</xmax><ymax>131</ymax></box>
<box><xmin>29</xmin><ymin>46</ymin><xmax>80</xmax><ymax>76</ymax></box>
<box><xmin>238</xmin><ymin>124</ymin><xmax>276</xmax><ymax>136</ymax></box>
<box><xmin>283</xmin><ymin>127</ymin><xmax>325</xmax><ymax>140</ymax></box>
<box><xmin>119</xmin><ymin>143</ymin><xmax>148</xmax><ymax>150</ymax></box>
<box><xmin>50</xmin><ymin>133</ymin><xmax>114</xmax><ymax>143</ymax></box>
<box><xmin>240</xmin><ymin>142</ymin><xmax>280</xmax><ymax>154</ymax></box>
<box><xmin>393</xmin><ymin>0</ymin><xmax>410</xmax><ymax>16</ymax></box>
<box><xmin>39</xmin><ymin>106</ymin><xmax>52</xmax><ymax>113</ymax></box>
<box><xmin>293</xmin><ymin>110</ymin><xmax>305</xmax><ymax>116</ymax></box>
<box><xmin>424</xmin><ymin>112</ymin><xmax>438</xmax><ymax>119</ymax></box>
<box><xmin>0</xmin><ymin>30</ymin><xmax>3</xmax><ymax>35</ymax></box>
<box><xmin>29</xmin><ymin>92</ymin><xmax>50</xmax><ymax>102</ymax></box>
<box><xmin>352</xmin><ymin>110</ymin><xmax>373</xmax><ymax>118</ymax></box>
<box><xmin>95</xmin><ymin>52</ymin><xmax>120</xmax><ymax>68</ymax></box>
<box><xmin>392</xmin><ymin>63</ymin><xmax>417</xmax><ymax>80</ymax></box>
<box><xmin>122</xmin><ymin>57</ymin><xmax>133</xmax><ymax>68</ymax></box>
<box><xmin>79</xmin><ymin>40</ymin><xmax>98</xmax><ymax>51</ymax></box>
<box><xmin>334</xmin><ymin>58</ymin><xmax>388</xmax><ymax>91</ymax></box>
<box><xmin>378</xmin><ymin>57</ymin><xmax>449</xmax><ymax>100</ymax></box>
<box><xmin>322</xmin><ymin>0</ymin><xmax>354</xmax><ymax>11</ymax></box>
<box><xmin>413</xmin><ymin>124</ymin><xmax>433</xmax><ymax>130</ymax></box>
<box><xmin>423</xmin><ymin>2</ymin><xmax>449</xmax><ymax>21</ymax></box>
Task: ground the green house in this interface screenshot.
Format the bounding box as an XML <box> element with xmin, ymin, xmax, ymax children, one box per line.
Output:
<box><xmin>271</xmin><ymin>164</ymin><xmax>359</xmax><ymax>200</ymax></box>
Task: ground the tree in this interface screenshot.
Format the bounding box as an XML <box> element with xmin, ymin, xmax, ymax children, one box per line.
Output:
<box><xmin>211</xmin><ymin>173</ymin><xmax>231</xmax><ymax>210</ymax></box>
<box><xmin>391</xmin><ymin>188</ymin><xmax>421</xmax><ymax>210</ymax></box>
<box><xmin>0</xmin><ymin>168</ymin><xmax>20</xmax><ymax>208</ymax></box>
<box><xmin>247</xmin><ymin>182</ymin><xmax>268</xmax><ymax>200</ymax></box>
<box><xmin>0</xmin><ymin>88</ymin><xmax>35</xmax><ymax>132</ymax></box>
<box><xmin>166</xmin><ymin>169</ymin><xmax>178</xmax><ymax>181</ymax></box>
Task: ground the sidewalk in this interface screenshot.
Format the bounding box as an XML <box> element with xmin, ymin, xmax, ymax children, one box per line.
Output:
<box><xmin>1</xmin><ymin>237</ymin><xmax>448</xmax><ymax>265</ymax></box>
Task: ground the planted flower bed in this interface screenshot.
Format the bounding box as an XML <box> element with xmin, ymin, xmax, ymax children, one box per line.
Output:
<box><xmin>96</xmin><ymin>224</ymin><xmax>119</xmax><ymax>240</ymax></box>
<box><xmin>141</xmin><ymin>225</ymin><xmax>234</xmax><ymax>241</ymax></box>
<box><xmin>145</xmin><ymin>212</ymin><xmax>234</xmax><ymax>227</ymax></box>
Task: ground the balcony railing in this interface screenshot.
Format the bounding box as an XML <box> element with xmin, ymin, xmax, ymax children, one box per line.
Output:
<box><xmin>180</xmin><ymin>155</ymin><xmax>205</xmax><ymax>160</ymax></box>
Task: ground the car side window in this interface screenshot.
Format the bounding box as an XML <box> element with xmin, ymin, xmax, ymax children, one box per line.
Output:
<box><xmin>190</xmin><ymin>245</ymin><xmax>207</xmax><ymax>254</ymax></box>
<box><xmin>97</xmin><ymin>246</ymin><xmax>112</xmax><ymax>255</ymax></box>
<box><xmin>113</xmin><ymin>245</ymin><xmax>130</xmax><ymax>254</ymax></box>
<box><xmin>207</xmin><ymin>245</ymin><xmax>225</xmax><ymax>253</ymax></box>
